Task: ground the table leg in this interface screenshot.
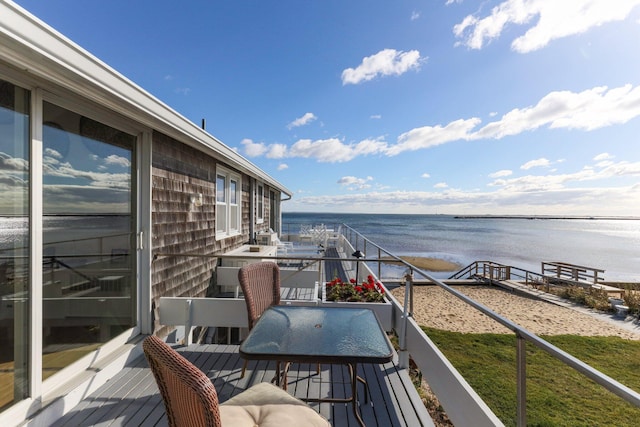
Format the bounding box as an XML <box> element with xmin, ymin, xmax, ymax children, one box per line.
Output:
<box><xmin>302</xmin><ymin>363</ymin><xmax>368</xmax><ymax>426</ymax></box>
<box><xmin>349</xmin><ymin>363</ymin><xmax>366</xmax><ymax>427</ymax></box>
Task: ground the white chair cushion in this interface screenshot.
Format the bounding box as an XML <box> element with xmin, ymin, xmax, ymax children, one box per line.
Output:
<box><xmin>220</xmin><ymin>382</ymin><xmax>329</xmax><ymax>426</ymax></box>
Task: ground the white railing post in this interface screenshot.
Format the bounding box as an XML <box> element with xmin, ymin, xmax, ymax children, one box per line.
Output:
<box><xmin>398</xmin><ymin>272</ymin><xmax>413</xmax><ymax>369</ymax></box>
<box><xmin>184</xmin><ymin>299</ymin><xmax>193</xmax><ymax>345</ymax></box>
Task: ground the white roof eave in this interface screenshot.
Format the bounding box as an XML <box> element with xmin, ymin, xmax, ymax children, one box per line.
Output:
<box><xmin>0</xmin><ymin>0</ymin><xmax>292</xmax><ymax>197</ymax></box>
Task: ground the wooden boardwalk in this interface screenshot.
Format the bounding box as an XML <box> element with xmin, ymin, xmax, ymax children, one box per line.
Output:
<box><xmin>51</xmin><ymin>343</ymin><xmax>433</xmax><ymax>426</ymax></box>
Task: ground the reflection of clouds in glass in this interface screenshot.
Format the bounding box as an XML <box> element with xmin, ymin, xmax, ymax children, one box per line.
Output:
<box><xmin>0</xmin><ymin>152</ymin><xmax>27</xmax><ymax>194</ymax></box>
<box><xmin>0</xmin><ymin>151</ymin><xmax>27</xmax><ymax>171</ymax></box>
<box><xmin>41</xmin><ymin>140</ymin><xmax>131</xmax><ymax>212</ymax></box>
<box><xmin>44</xmin><ymin>148</ymin><xmax>62</xmax><ymax>159</ymax></box>
<box><xmin>105</xmin><ymin>154</ymin><xmax>131</xmax><ymax>168</ymax></box>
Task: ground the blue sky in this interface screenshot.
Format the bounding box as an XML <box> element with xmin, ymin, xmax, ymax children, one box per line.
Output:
<box><xmin>15</xmin><ymin>0</ymin><xmax>640</xmax><ymax>215</ymax></box>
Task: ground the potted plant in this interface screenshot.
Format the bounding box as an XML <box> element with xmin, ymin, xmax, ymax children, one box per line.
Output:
<box><xmin>322</xmin><ymin>275</ymin><xmax>392</xmax><ymax>331</ymax></box>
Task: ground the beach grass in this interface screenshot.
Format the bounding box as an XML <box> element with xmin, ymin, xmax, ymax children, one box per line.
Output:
<box><xmin>422</xmin><ymin>327</ymin><xmax>640</xmax><ymax>426</ymax></box>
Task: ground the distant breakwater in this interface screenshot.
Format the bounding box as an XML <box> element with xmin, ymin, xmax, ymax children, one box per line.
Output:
<box><xmin>454</xmin><ymin>215</ymin><xmax>640</xmax><ymax>221</ymax></box>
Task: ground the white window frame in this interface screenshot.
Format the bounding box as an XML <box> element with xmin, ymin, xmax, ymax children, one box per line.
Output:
<box><xmin>216</xmin><ymin>165</ymin><xmax>242</xmax><ymax>239</ymax></box>
<box><xmin>256</xmin><ymin>182</ymin><xmax>264</xmax><ymax>224</ymax></box>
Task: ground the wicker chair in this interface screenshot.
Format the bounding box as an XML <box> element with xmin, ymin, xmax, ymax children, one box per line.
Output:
<box><xmin>238</xmin><ymin>261</ymin><xmax>281</xmax><ymax>329</ymax></box>
<box><xmin>238</xmin><ymin>261</ymin><xmax>320</xmax><ymax>386</ymax></box>
<box><xmin>237</xmin><ymin>261</ymin><xmax>281</xmax><ymax>380</ymax></box>
<box><xmin>143</xmin><ymin>335</ymin><xmax>330</xmax><ymax>427</ymax></box>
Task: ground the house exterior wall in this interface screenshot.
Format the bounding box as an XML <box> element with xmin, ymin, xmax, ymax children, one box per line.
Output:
<box><xmin>151</xmin><ymin>131</ymin><xmax>243</xmax><ymax>334</ymax></box>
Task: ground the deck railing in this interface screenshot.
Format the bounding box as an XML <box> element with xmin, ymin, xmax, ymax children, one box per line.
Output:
<box><xmin>451</xmin><ymin>260</ymin><xmax>547</xmax><ymax>287</ymax></box>
<box><xmin>339</xmin><ymin>224</ymin><xmax>640</xmax><ymax>427</ymax></box>
<box><xmin>154</xmin><ymin>225</ymin><xmax>640</xmax><ymax>426</ymax></box>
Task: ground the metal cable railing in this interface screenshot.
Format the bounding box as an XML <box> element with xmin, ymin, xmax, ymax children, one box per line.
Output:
<box><xmin>339</xmin><ymin>223</ymin><xmax>640</xmax><ymax>426</ymax></box>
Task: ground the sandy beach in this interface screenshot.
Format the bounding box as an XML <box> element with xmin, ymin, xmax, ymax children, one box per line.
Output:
<box><xmin>391</xmin><ymin>285</ymin><xmax>639</xmax><ymax>340</ymax></box>
<box><xmin>381</xmin><ymin>256</ymin><xmax>462</xmax><ymax>272</ymax></box>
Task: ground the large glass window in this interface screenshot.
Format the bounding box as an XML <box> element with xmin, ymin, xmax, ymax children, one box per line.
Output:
<box><xmin>0</xmin><ymin>80</ymin><xmax>30</xmax><ymax>411</ymax></box>
<box><xmin>41</xmin><ymin>102</ymin><xmax>136</xmax><ymax>379</ymax></box>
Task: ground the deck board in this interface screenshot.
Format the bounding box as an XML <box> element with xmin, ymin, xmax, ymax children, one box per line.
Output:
<box><xmin>51</xmin><ymin>343</ymin><xmax>434</xmax><ymax>426</ymax></box>
<box><xmin>325</xmin><ymin>247</ymin><xmax>349</xmax><ymax>281</ymax></box>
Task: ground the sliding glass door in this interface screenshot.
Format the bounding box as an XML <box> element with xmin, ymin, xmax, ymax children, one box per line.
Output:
<box><xmin>41</xmin><ymin>101</ymin><xmax>136</xmax><ymax>378</ymax></box>
<box><xmin>0</xmin><ymin>80</ymin><xmax>30</xmax><ymax>411</ymax></box>
<box><xmin>0</xmin><ymin>66</ymin><xmax>141</xmax><ymax>414</ymax></box>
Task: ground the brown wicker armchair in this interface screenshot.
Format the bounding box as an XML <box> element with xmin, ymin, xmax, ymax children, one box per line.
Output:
<box><xmin>238</xmin><ymin>261</ymin><xmax>320</xmax><ymax>386</ymax></box>
<box><xmin>237</xmin><ymin>261</ymin><xmax>281</xmax><ymax>379</ymax></box>
<box><xmin>237</xmin><ymin>261</ymin><xmax>281</xmax><ymax>329</ymax></box>
<box><xmin>143</xmin><ymin>335</ymin><xmax>329</xmax><ymax>427</ymax></box>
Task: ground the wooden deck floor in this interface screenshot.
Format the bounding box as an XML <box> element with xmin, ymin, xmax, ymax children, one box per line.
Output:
<box><xmin>51</xmin><ymin>343</ymin><xmax>433</xmax><ymax>426</ymax></box>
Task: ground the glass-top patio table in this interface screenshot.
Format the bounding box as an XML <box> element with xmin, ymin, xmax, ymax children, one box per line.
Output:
<box><xmin>239</xmin><ymin>305</ymin><xmax>394</xmax><ymax>427</ymax></box>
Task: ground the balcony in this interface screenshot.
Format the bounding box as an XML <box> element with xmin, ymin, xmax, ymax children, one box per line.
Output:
<box><xmin>28</xmin><ymin>224</ymin><xmax>640</xmax><ymax>427</ymax></box>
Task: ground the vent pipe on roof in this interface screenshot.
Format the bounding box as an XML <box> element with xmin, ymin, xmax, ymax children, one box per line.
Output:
<box><xmin>201</xmin><ymin>118</ymin><xmax>206</xmax><ymax>130</ymax></box>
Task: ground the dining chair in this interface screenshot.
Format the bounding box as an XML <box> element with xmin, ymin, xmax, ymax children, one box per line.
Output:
<box><xmin>237</xmin><ymin>261</ymin><xmax>281</xmax><ymax>380</ymax></box>
<box><xmin>238</xmin><ymin>261</ymin><xmax>319</xmax><ymax>387</ymax></box>
<box><xmin>143</xmin><ymin>335</ymin><xmax>330</xmax><ymax>427</ymax></box>
<box><xmin>237</xmin><ymin>261</ymin><xmax>281</xmax><ymax>330</ymax></box>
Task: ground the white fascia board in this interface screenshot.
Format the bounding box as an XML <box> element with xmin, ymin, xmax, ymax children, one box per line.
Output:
<box><xmin>0</xmin><ymin>0</ymin><xmax>292</xmax><ymax>197</ymax></box>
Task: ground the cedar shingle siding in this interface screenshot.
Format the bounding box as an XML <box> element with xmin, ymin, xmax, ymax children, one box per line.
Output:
<box><xmin>151</xmin><ymin>132</ymin><xmax>255</xmax><ymax>334</ymax></box>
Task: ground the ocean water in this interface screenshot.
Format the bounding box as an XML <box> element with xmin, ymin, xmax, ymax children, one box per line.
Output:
<box><xmin>282</xmin><ymin>213</ymin><xmax>640</xmax><ymax>282</ymax></box>
<box><xmin>2</xmin><ymin>213</ymin><xmax>638</xmax><ymax>282</ymax></box>
<box><xmin>0</xmin><ymin>215</ymin><xmax>132</xmax><ymax>267</ymax></box>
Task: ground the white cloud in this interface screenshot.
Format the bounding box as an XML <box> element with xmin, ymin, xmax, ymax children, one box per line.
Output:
<box><xmin>240</xmin><ymin>136</ymin><xmax>388</xmax><ymax>163</ymax></box>
<box><xmin>521</xmin><ymin>158</ymin><xmax>551</xmax><ymax>170</ymax></box>
<box><xmin>287</xmin><ymin>160</ymin><xmax>640</xmax><ymax>215</ymax></box>
<box><xmin>446</xmin><ymin>0</ymin><xmax>463</xmax><ymax>5</ymax></box>
<box><xmin>473</xmin><ymin>84</ymin><xmax>640</xmax><ymax>140</ymax></box>
<box><xmin>266</xmin><ymin>143</ymin><xmax>288</xmax><ymax>159</ymax></box>
<box><xmin>434</xmin><ymin>182</ymin><xmax>449</xmax><ymax>189</ymax></box>
<box><xmin>594</xmin><ymin>152</ymin><xmax>614</xmax><ymax>161</ymax></box>
<box><xmin>594</xmin><ymin>153</ymin><xmax>616</xmax><ymax>167</ymax></box>
<box><xmin>288</xmin><ymin>137</ymin><xmax>387</xmax><ymax>163</ymax></box>
<box><xmin>490</xmin><ymin>160</ymin><xmax>640</xmax><ymax>193</ymax></box>
<box><xmin>489</xmin><ymin>169</ymin><xmax>513</xmax><ymax>178</ymax></box>
<box><xmin>338</xmin><ymin>175</ymin><xmax>374</xmax><ymax>190</ymax></box>
<box><xmin>290</xmin><ymin>138</ymin><xmax>353</xmax><ymax>162</ymax></box>
<box><xmin>277</xmin><ymin>163</ymin><xmax>288</xmax><ymax>171</ymax></box>
<box><xmin>341</xmin><ymin>49</ymin><xmax>423</xmax><ymax>85</ymax></box>
<box><xmin>244</xmin><ymin>84</ymin><xmax>640</xmax><ymax>161</ymax></box>
<box><xmin>241</xmin><ymin>138</ymin><xmax>268</xmax><ymax>157</ymax></box>
<box><xmin>370</xmin><ymin>114</ymin><xmax>382</xmax><ymax>119</ymax></box>
<box><xmin>387</xmin><ymin>118</ymin><xmax>481</xmax><ymax>155</ymax></box>
<box><xmin>287</xmin><ymin>112</ymin><xmax>317</xmax><ymax>129</ymax></box>
<box><xmin>44</xmin><ymin>148</ymin><xmax>62</xmax><ymax>159</ymax></box>
<box><xmin>454</xmin><ymin>0</ymin><xmax>640</xmax><ymax>53</ymax></box>
<box><xmin>421</xmin><ymin>173</ymin><xmax>431</xmax><ymax>179</ymax></box>
<box><xmin>411</xmin><ymin>11</ymin><xmax>421</xmax><ymax>21</ymax></box>
<box><xmin>104</xmin><ymin>154</ymin><xmax>131</xmax><ymax>168</ymax></box>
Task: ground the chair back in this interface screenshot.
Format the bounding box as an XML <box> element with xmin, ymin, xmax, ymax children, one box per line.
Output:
<box><xmin>238</xmin><ymin>261</ymin><xmax>281</xmax><ymax>329</ymax></box>
<box><xmin>143</xmin><ymin>335</ymin><xmax>222</xmax><ymax>427</ymax></box>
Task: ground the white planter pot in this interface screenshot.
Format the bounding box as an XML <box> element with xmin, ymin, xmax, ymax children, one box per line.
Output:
<box><xmin>321</xmin><ymin>283</ymin><xmax>393</xmax><ymax>332</ymax></box>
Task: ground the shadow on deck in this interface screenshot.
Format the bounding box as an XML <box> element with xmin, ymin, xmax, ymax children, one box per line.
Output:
<box><xmin>51</xmin><ymin>343</ymin><xmax>433</xmax><ymax>427</ymax></box>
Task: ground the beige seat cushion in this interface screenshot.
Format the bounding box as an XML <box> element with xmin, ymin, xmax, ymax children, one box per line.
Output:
<box><xmin>220</xmin><ymin>382</ymin><xmax>330</xmax><ymax>427</ymax></box>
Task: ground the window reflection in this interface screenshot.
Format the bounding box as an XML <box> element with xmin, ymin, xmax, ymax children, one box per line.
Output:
<box><xmin>42</xmin><ymin>102</ymin><xmax>136</xmax><ymax>379</ymax></box>
<box><xmin>0</xmin><ymin>80</ymin><xmax>30</xmax><ymax>411</ymax></box>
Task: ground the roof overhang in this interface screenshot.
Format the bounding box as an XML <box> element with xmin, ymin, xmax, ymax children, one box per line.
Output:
<box><xmin>0</xmin><ymin>0</ymin><xmax>292</xmax><ymax>198</ymax></box>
